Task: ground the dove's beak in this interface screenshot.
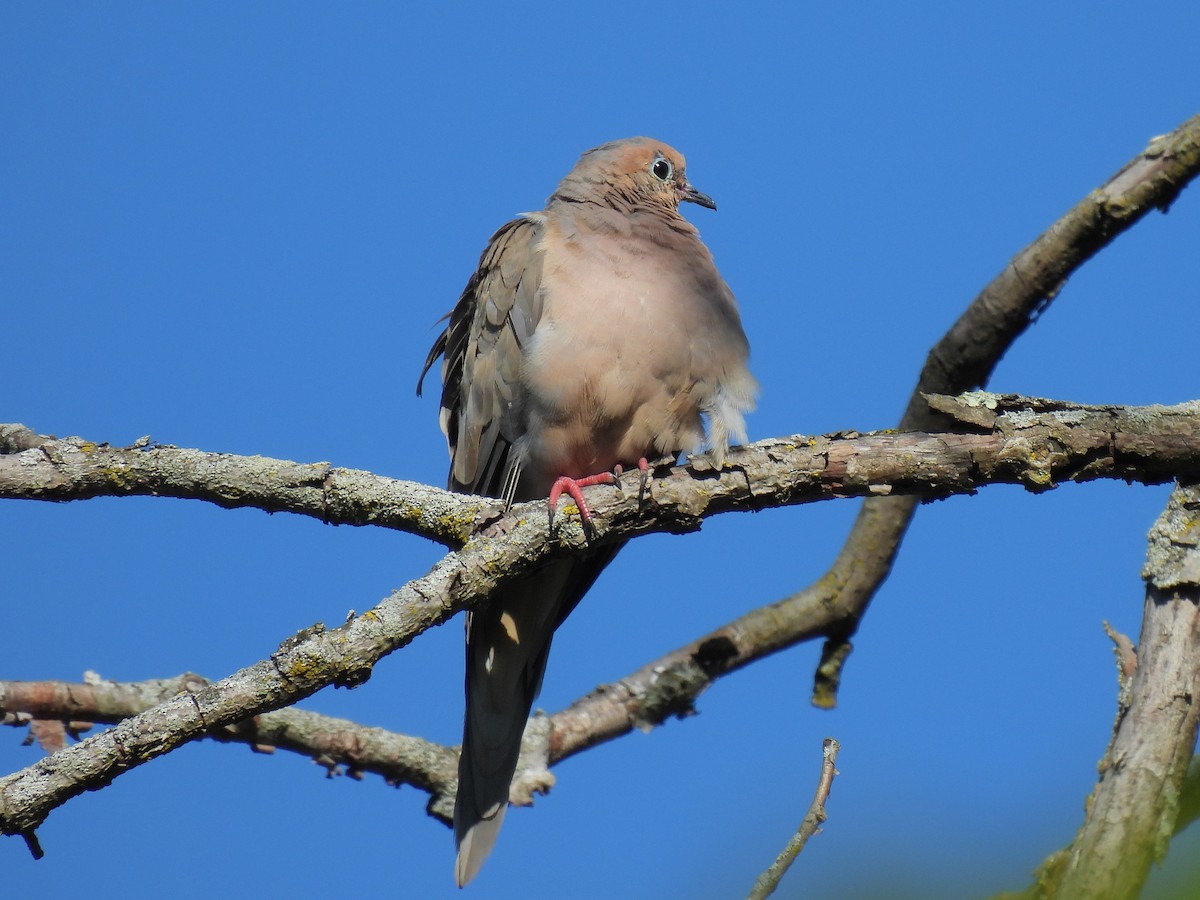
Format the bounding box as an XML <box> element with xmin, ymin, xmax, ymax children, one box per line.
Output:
<box><xmin>680</xmin><ymin>182</ymin><xmax>716</xmax><ymax>211</ymax></box>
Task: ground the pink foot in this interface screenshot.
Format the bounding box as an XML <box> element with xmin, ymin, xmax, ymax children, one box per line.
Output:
<box><xmin>613</xmin><ymin>458</ymin><xmax>652</xmax><ymax>505</ymax></box>
<box><xmin>548</xmin><ymin>472</ymin><xmax>615</xmax><ymax>534</ymax></box>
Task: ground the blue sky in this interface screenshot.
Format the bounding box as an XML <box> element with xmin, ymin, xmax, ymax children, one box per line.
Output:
<box><xmin>3</xmin><ymin>4</ymin><xmax>1199</xmax><ymax>898</ymax></box>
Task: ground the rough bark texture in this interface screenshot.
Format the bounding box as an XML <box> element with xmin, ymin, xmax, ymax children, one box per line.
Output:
<box><xmin>1014</xmin><ymin>483</ymin><xmax>1200</xmax><ymax>899</ymax></box>
<box><xmin>0</xmin><ymin>423</ymin><xmax>484</xmax><ymax>548</ymax></box>
<box><xmin>6</xmin><ymin>395</ymin><xmax>1200</xmax><ymax>553</ymax></box>
<box><xmin>788</xmin><ymin>112</ymin><xmax>1200</xmax><ymax>705</ymax></box>
<box><xmin>0</xmin><ymin>674</ymin><xmax>458</xmax><ymax>808</ymax></box>
<box><xmin>2</xmin><ymin>112</ymin><xmax>1200</xmax><ymax>876</ymax></box>
<box><xmin>5</xmin><ymin>396</ymin><xmax>1200</xmax><ymax>839</ymax></box>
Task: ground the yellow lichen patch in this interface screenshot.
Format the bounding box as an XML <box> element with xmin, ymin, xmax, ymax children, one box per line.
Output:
<box><xmin>102</xmin><ymin>466</ymin><xmax>131</xmax><ymax>489</ymax></box>
<box><xmin>1024</xmin><ymin>467</ymin><xmax>1054</xmax><ymax>487</ymax></box>
<box><xmin>282</xmin><ymin>655</ymin><xmax>327</xmax><ymax>682</ymax></box>
<box><xmin>433</xmin><ymin>508</ymin><xmax>477</xmax><ymax>542</ymax></box>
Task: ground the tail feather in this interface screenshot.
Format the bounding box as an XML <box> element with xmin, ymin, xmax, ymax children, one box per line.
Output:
<box><xmin>453</xmin><ymin>548</ymin><xmax>620</xmax><ymax>886</ymax></box>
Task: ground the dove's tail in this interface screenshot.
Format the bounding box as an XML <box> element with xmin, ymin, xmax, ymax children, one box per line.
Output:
<box><xmin>454</xmin><ymin>548</ymin><xmax>620</xmax><ymax>886</ymax></box>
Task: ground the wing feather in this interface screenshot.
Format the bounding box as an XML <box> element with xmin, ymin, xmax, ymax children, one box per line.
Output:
<box><xmin>418</xmin><ymin>215</ymin><xmax>545</xmax><ymax>497</ymax></box>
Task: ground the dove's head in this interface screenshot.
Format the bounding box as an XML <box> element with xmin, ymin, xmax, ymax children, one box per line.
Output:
<box><xmin>552</xmin><ymin>136</ymin><xmax>716</xmax><ymax>213</ymax></box>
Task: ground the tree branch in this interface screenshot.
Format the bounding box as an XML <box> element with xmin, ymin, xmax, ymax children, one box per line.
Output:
<box><xmin>0</xmin><ymin>674</ymin><xmax>460</xmax><ymax>818</ymax></box>
<box><xmin>5</xmin><ymin>394</ymin><xmax>1200</xmax><ymax>550</ymax></box>
<box><xmin>1011</xmin><ymin>482</ymin><xmax>1200</xmax><ymax>899</ymax></box>
<box><xmin>747</xmin><ymin>737</ymin><xmax>841</xmax><ymax>900</ymax></box>
<box><xmin>778</xmin><ymin>111</ymin><xmax>1200</xmax><ymax>705</ymax></box>
<box><xmin>0</xmin><ymin>423</ymin><xmax>488</xmax><ymax>549</ymax></box>
<box><xmin>4</xmin><ymin>395</ymin><xmax>1200</xmax><ymax>840</ymax></box>
<box><xmin>535</xmin><ymin>394</ymin><xmax>1200</xmax><ymax>768</ymax></box>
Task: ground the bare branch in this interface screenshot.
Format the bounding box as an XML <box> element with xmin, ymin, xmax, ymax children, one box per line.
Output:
<box><xmin>0</xmin><ymin>539</ymin><xmax>503</xmax><ymax>839</ymax></box>
<box><xmin>0</xmin><ymin>674</ymin><xmax>460</xmax><ymax>819</ymax></box>
<box><xmin>547</xmin><ymin>395</ymin><xmax>1200</xmax><ymax>764</ymax></box>
<box><xmin>747</xmin><ymin>737</ymin><xmax>841</xmax><ymax>900</ymax></box>
<box><xmin>5</xmin><ymin>394</ymin><xmax>1200</xmax><ymax>553</ymax></box>
<box><xmin>0</xmin><ymin>424</ymin><xmax>488</xmax><ymax>548</ymax></box>
<box><xmin>778</xmin><ymin>111</ymin><xmax>1200</xmax><ymax>705</ymax></box>
<box><xmin>4</xmin><ymin>395</ymin><xmax>1200</xmax><ymax>839</ymax></box>
<box><xmin>1015</xmin><ymin>482</ymin><xmax>1200</xmax><ymax>899</ymax></box>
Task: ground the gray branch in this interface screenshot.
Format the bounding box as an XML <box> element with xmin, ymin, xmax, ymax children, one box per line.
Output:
<box><xmin>1003</xmin><ymin>483</ymin><xmax>1200</xmax><ymax>899</ymax></box>
<box><xmin>785</xmin><ymin>111</ymin><xmax>1200</xmax><ymax>707</ymax></box>
<box><xmin>4</xmin><ymin>394</ymin><xmax>1200</xmax><ymax>840</ymax></box>
<box><xmin>747</xmin><ymin>737</ymin><xmax>841</xmax><ymax>900</ymax></box>
<box><xmin>0</xmin><ymin>423</ymin><xmax>488</xmax><ymax>548</ymax></box>
<box><xmin>3</xmin><ymin>110</ymin><xmax>1199</xmax><ymax>877</ymax></box>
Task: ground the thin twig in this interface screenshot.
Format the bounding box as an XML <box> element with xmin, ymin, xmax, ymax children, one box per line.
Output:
<box><xmin>748</xmin><ymin>737</ymin><xmax>841</xmax><ymax>900</ymax></box>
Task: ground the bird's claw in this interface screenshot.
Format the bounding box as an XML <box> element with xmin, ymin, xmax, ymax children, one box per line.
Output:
<box><xmin>614</xmin><ymin>458</ymin><xmax>652</xmax><ymax>507</ymax></box>
<box><xmin>548</xmin><ymin>458</ymin><xmax>653</xmax><ymax>537</ymax></box>
<box><xmin>547</xmin><ymin>472</ymin><xmax>615</xmax><ymax>539</ymax></box>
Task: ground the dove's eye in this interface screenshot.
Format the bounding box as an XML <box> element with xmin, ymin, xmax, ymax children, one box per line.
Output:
<box><xmin>651</xmin><ymin>156</ymin><xmax>674</xmax><ymax>181</ymax></box>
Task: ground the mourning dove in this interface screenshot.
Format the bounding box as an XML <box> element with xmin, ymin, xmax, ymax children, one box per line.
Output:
<box><xmin>418</xmin><ymin>136</ymin><xmax>757</xmax><ymax>886</ymax></box>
